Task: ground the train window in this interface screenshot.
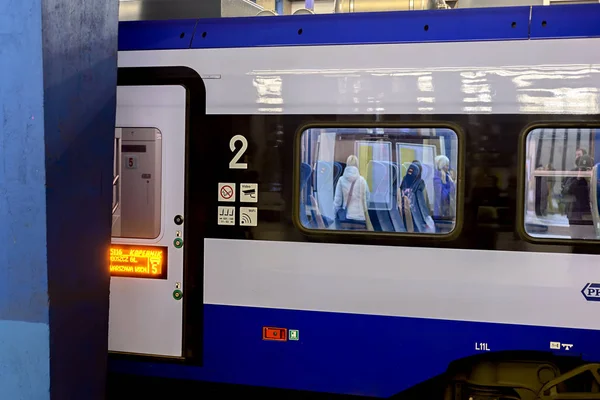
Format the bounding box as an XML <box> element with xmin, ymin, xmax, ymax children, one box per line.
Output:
<box><xmin>524</xmin><ymin>127</ymin><xmax>600</xmax><ymax>240</ymax></box>
<box><xmin>298</xmin><ymin>126</ymin><xmax>458</xmax><ymax>234</ymax></box>
<box><xmin>112</xmin><ymin>127</ymin><xmax>162</xmax><ymax>239</ymax></box>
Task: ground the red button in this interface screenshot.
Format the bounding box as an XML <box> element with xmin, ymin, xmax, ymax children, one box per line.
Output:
<box><xmin>263</xmin><ymin>327</ymin><xmax>287</xmax><ymax>341</ymax></box>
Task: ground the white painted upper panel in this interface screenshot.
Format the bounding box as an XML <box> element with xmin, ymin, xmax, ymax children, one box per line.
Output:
<box><xmin>118</xmin><ymin>38</ymin><xmax>600</xmax><ymax>114</ymax></box>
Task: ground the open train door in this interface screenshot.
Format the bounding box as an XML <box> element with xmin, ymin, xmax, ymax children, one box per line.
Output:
<box><xmin>108</xmin><ymin>67</ymin><xmax>206</xmax><ymax>360</ymax></box>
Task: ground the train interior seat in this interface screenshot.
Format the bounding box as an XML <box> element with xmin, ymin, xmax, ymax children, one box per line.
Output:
<box><xmin>315</xmin><ymin>160</ymin><xmax>335</xmax><ymax>228</ymax></box>
<box><xmin>309</xmin><ymin>194</ymin><xmax>326</xmax><ymax>228</ymax></box>
<box><xmin>300</xmin><ymin>162</ymin><xmax>314</xmax><ymax>228</ymax></box>
<box><xmin>333</xmin><ymin>162</ymin><xmax>343</xmax><ymax>187</ymax></box>
<box><xmin>420</xmin><ymin>162</ymin><xmax>434</xmax><ymax>183</ymax></box>
<box><xmin>365</xmin><ymin>160</ymin><xmax>392</xmax><ymax>231</ymax></box>
<box><xmin>386</xmin><ymin>162</ymin><xmax>406</xmax><ymax>232</ymax></box>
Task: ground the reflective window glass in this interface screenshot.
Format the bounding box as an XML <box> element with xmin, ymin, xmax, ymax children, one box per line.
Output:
<box><xmin>298</xmin><ymin>126</ymin><xmax>459</xmax><ymax>234</ymax></box>
<box><xmin>112</xmin><ymin>127</ymin><xmax>163</xmax><ymax>240</ymax></box>
<box><xmin>524</xmin><ymin>127</ymin><xmax>600</xmax><ymax>240</ymax></box>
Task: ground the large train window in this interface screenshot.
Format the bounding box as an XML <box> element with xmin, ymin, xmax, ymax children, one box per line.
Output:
<box><xmin>298</xmin><ymin>126</ymin><xmax>458</xmax><ymax>234</ymax></box>
<box><xmin>112</xmin><ymin>127</ymin><xmax>162</xmax><ymax>239</ymax></box>
<box><xmin>524</xmin><ymin>127</ymin><xmax>600</xmax><ymax>240</ymax></box>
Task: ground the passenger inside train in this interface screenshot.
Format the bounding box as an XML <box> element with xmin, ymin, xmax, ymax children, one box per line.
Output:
<box><xmin>524</xmin><ymin>128</ymin><xmax>600</xmax><ymax>240</ymax></box>
<box><xmin>299</xmin><ymin>127</ymin><xmax>458</xmax><ymax>234</ymax></box>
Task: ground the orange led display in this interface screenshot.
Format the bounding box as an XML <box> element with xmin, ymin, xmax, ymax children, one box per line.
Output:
<box><xmin>109</xmin><ymin>244</ymin><xmax>168</xmax><ymax>279</ymax></box>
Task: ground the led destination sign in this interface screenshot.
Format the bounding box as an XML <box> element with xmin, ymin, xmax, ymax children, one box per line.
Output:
<box><xmin>109</xmin><ymin>244</ymin><xmax>168</xmax><ymax>279</ymax></box>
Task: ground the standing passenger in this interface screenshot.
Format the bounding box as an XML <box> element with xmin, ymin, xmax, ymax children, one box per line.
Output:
<box><xmin>561</xmin><ymin>148</ymin><xmax>588</xmax><ymax>204</ymax></box>
<box><xmin>562</xmin><ymin>154</ymin><xmax>594</xmax><ymax>238</ymax></box>
<box><xmin>334</xmin><ymin>155</ymin><xmax>370</xmax><ymax>229</ymax></box>
<box><xmin>433</xmin><ymin>155</ymin><xmax>456</xmax><ymax>218</ymax></box>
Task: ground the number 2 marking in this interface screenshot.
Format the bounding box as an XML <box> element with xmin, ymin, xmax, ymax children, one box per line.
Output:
<box><xmin>229</xmin><ymin>134</ymin><xmax>248</xmax><ymax>169</ymax></box>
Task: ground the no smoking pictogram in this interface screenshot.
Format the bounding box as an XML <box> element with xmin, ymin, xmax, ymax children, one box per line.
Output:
<box><xmin>221</xmin><ymin>185</ymin><xmax>233</xmax><ymax>199</ymax></box>
<box><xmin>218</xmin><ymin>183</ymin><xmax>236</xmax><ymax>202</ymax></box>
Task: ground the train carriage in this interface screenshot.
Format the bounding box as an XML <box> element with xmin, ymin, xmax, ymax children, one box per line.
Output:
<box><xmin>108</xmin><ymin>3</ymin><xmax>600</xmax><ymax>398</ymax></box>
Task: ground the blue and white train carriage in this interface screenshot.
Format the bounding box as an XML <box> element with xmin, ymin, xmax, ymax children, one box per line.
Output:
<box><xmin>108</xmin><ymin>3</ymin><xmax>600</xmax><ymax>398</ymax></box>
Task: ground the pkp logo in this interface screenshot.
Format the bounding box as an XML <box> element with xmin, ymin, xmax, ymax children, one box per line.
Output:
<box><xmin>581</xmin><ymin>283</ymin><xmax>600</xmax><ymax>302</ymax></box>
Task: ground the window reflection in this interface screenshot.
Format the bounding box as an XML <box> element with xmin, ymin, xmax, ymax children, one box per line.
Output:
<box><xmin>259</xmin><ymin>0</ymin><xmax>587</xmax><ymax>17</ymax></box>
<box><xmin>524</xmin><ymin>128</ymin><xmax>600</xmax><ymax>240</ymax></box>
<box><xmin>299</xmin><ymin>127</ymin><xmax>459</xmax><ymax>234</ymax></box>
<box><xmin>119</xmin><ymin>0</ymin><xmax>596</xmax><ymax>20</ymax></box>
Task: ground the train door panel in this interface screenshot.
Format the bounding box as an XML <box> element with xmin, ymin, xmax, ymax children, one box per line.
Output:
<box><xmin>109</xmin><ymin>85</ymin><xmax>186</xmax><ymax>358</ymax></box>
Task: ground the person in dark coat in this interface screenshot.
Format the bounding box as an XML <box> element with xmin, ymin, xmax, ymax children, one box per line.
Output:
<box><xmin>562</xmin><ymin>154</ymin><xmax>594</xmax><ymax>238</ymax></box>
<box><xmin>412</xmin><ymin>160</ymin><xmax>432</xmax><ymax>215</ymax></box>
<box><xmin>399</xmin><ymin>163</ymin><xmax>433</xmax><ymax>233</ymax></box>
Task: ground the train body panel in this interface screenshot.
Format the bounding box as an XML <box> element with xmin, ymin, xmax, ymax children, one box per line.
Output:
<box><xmin>111</xmin><ymin>303</ymin><xmax>600</xmax><ymax>397</ymax></box>
<box><xmin>203</xmin><ymin>238</ymin><xmax>600</xmax><ymax>331</ymax></box>
<box><xmin>109</xmin><ymin>6</ymin><xmax>600</xmax><ymax>398</ymax></box>
<box><xmin>117</xmin><ymin>38</ymin><xmax>600</xmax><ymax>115</ymax></box>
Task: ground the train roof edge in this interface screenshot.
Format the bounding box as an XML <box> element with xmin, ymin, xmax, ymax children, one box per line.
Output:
<box><xmin>117</xmin><ymin>3</ymin><xmax>600</xmax><ymax>52</ymax></box>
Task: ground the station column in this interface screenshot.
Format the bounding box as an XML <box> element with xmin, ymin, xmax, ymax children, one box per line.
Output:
<box><xmin>0</xmin><ymin>0</ymin><xmax>118</xmax><ymax>398</ymax></box>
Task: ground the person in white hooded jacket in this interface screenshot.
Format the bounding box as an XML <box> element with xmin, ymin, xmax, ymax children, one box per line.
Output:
<box><xmin>333</xmin><ymin>155</ymin><xmax>371</xmax><ymax>227</ymax></box>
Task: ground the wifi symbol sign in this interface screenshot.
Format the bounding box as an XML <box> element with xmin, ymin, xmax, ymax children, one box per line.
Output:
<box><xmin>239</xmin><ymin>207</ymin><xmax>257</xmax><ymax>227</ymax></box>
<box><xmin>241</xmin><ymin>213</ymin><xmax>251</xmax><ymax>224</ymax></box>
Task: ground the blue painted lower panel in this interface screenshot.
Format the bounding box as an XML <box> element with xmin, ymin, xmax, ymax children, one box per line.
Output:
<box><xmin>0</xmin><ymin>320</ymin><xmax>50</xmax><ymax>399</ymax></box>
<box><xmin>109</xmin><ymin>305</ymin><xmax>600</xmax><ymax>397</ymax></box>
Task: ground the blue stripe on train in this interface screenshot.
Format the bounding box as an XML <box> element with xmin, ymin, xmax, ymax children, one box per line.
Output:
<box><xmin>109</xmin><ymin>304</ymin><xmax>600</xmax><ymax>397</ymax></box>
<box><xmin>118</xmin><ymin>4</ymin><xmax>600</xmax><ymax>52</ymax></box>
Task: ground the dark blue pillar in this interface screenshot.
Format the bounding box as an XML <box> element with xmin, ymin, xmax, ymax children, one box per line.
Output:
<box><xmin>0</xmin><ymin>0</ymin><xmax>118</xmax><ymax>398</ymax></box>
